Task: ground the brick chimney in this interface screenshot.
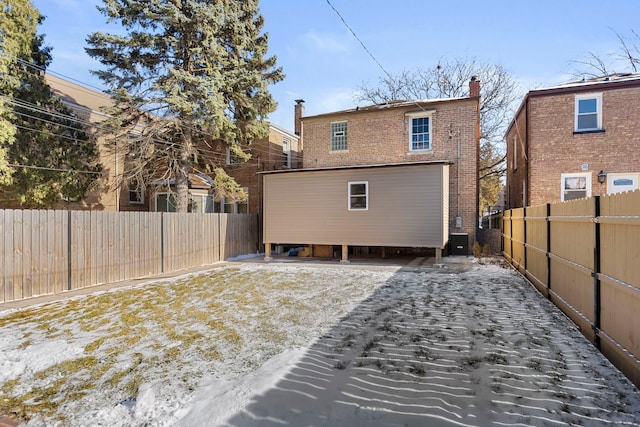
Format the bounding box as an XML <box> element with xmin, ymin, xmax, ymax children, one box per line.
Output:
<box><xmin>294</xmin><ymin>99</ymin><xmax>305</xmax><ymax>136</ymax></box>
<box><xmin>469</xmin><ymin>76</ymin><xmax>480</xmax><ymax>98</ymax></box>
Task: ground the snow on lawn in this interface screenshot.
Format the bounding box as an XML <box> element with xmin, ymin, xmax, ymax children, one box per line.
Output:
<box><xmin>1</xmin><ymin>260</ymin><xmax>639</xmax><ymax>426</ymax></box>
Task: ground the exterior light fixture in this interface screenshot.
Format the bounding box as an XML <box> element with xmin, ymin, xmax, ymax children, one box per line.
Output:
<box><xmin>597</xmin><ymin>170</ymin><xmax>607</xmax><ymax>184</ymax></box>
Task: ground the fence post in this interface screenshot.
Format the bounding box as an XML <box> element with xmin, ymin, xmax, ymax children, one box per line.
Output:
<box><xmin>593</xmin><ymin>195</ymin><xmax>601</xmax><ymax>350</ymax></box>
<box><xmin>523</xmin><ymin>206</ymin><xmax>528</xmax><ymax>274</ymax></box>
<box><xmin>67</xmin><ymin>210</ymin><xmax>72</xmax><ymax>291</ymax></box>
<box><xmin>160</xmin><ymin>212</ymin><xmax>165</xmax><ymax>273</ymax></box>
<box><xmin>546</xmin><ymin>203</ymin><xmax>551</xmax><ymax>299</ymax></box>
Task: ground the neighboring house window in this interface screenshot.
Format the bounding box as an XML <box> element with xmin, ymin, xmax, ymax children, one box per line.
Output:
<box><xmin>191</xmin><ymin>193</ymin><xmax>214</xmax><ymax>213</ymax></box>
<box><xmin>223</xmin><ymin>188</ymin><xmax>249</xmax><ymax>213</ymax></box>
<box><xmin>331</xmin><ymin>122</ymin><xmax>347</xmax><ymax>151</ymax></box>
<box><xmin>283</xmin><ymin>138</ymin><xmax>291</xmax><ymax>168</ymax></box>
<box><xmin>561</xmin><ymin>173</ymin><xmax>591</xmax><ymax>201</ymax></box>
<box><xmin>408</xmin><ymin>114</ymin><xmax>432</xmax><ymax>152</ymax></box>
<box><xmin>129</xmin><ymin>187</ymin><xmax>144</xmax><ymax>205</ymax></box>
<box><xmin>226</xmin><ymin>146</ymin><xmax>242</xmax><ymax>165</ymax></box>
<box><xmin>575</xmin><ymin>93</ymin><xmax>602</xmax><ymax>132</ymax></box>
<box><xmin>348</xmin><ymin>181</ymin><xmax>368</xmax><ymax>210</ymax></box>
<box><xmin>156</xmin><ymin>193</ymin><xmax>176</xmax><ymax>212</ymax></box>
<box><xmin>513</xmin><ymin>136</ymin><xmax>517</xmax><ymax>171</ymax></box>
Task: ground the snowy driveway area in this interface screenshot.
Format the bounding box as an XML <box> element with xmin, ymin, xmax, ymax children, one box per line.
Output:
<box><xmin>1</xmin><ymin>257</ymin><xmax>639</xmax><ymax>426</ymax></box>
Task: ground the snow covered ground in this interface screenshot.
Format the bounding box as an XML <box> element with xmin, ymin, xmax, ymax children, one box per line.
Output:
<box><xmin>1</xmin><ymin>257</ymin><xmax>639</xmax><ymax>426</ymax></box>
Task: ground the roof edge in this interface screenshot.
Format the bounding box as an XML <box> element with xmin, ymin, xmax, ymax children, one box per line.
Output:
<box><xmin>258</xmin><ymin>160</ymin><xmax>453</xmax><ymax>175</ymax></box>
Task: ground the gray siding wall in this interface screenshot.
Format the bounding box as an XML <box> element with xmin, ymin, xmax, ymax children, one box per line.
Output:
<box><xmin>263</xmin><ymin>164</ymin><xmax>449</xmax><ymax>248</ymax></box>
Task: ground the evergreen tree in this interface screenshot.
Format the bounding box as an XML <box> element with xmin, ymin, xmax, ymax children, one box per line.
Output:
<box><xmin>0</xmin><ymin>1</ymin><xmax>102</xmax><ymax>208</ymax></box>
<box><xmin>86</xmin><ymin>0</ymin><xmax>284</xmax><ymax>212</ymax></box>
<box><xmin>0</xmin><ymin>0</ymin><xmax>39</xmax><ymax>185</ymax></box>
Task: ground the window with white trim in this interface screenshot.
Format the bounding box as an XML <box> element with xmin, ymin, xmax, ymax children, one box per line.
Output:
<box><xmin>226</xmin><ymin>146</ymin><xmax>243</xmax><ymax>165</ymax></box>
<box><xmin>331</xmin><ymin>122</ymin><xmax>347</xmax><ymax>151</ymax></box>
<box><xmin>561</xmin><ymin>173</ymin><xmax>591</xmax><ymax>201</ymax></box>
<box><xmin>128</xmin><ymin>187</ymin><xmax>144</xmax><ymax>204</ymax></box>
<box><xmin>575</xmin><ymin>93</ymin><xmax>602</xmax><ymax>132</ymax></box>
<box><xmin>348</xmin><ymin>181</ymin><xmax>368</xmax><ymax>210</ymax></box>
<box><xmin>408</xmin><ymin>114</ymin><xmax>432</xmax><ymax>151</ymax></box>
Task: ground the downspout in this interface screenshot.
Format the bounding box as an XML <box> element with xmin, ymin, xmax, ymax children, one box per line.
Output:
<box><xmin>524</xmin><ymin>98</ymin><xmax>530</xmax><ymax>207</ymax></box>
<box><xmin>457</xmin><ymin>128</ymin><xmax>461</xmax><ymax>225</ymax></box>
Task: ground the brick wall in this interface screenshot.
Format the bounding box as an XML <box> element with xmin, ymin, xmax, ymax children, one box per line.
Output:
<box><xmin>301</xmin><ymin>98</ymin><xmax>480</xmax><ymax>246</ymax></box>
<box><xmin>224</xmin><ymin>126</ymin><xmax>300</xmax><ymax>214</ymax></box>
<box><xmin>507</xmin><ymin>82</ymin><xmax>640</xmax><ymax>208</ymax></box>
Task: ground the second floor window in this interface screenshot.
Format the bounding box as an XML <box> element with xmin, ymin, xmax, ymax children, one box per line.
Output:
<box><xmin>410</xmin><ymin>116</ymin><xmax>431</xmax><ymax>151</ymax></box>
<box><xmin>283</xmin><ymin>138</ymin><xmax>291</xmax><ymax>168</ymax></box>
<box><xmin>331</xmin><ymin>122</ymin><xmax>347</xmax><ymax>151</ymax></box>
<box><xmin>575</xmin><ymin>93</ymin><xmax>602</xmax><ymax>132</ymax></box>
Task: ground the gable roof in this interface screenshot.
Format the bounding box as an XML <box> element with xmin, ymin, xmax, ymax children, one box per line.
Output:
<box><xmin>301</xmin><ymin>96</ymin><xmax>473</xmax><ymax>121</ymax></box>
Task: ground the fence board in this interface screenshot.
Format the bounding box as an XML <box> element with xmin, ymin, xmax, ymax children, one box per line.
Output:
<box><xmin>1</xmin><ymin>210</ymin><xmax>257</xmax><ymax>304</ymax></box>
<box><xmin>5</xmin><ymin>210</ymin><xmax>15</xmax><ymax>301</ymax></box>
<box><xmin>502</xmin><ymin>190</ymin><xmax>640</xmax><ymax>389</ymax></box>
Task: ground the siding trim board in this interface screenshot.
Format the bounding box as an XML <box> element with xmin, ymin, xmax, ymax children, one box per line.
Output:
<box><xmin>259</xmin><ymin>160</ymin><xmax>453</xmax><ymax>176</ymax></box>
<box><xmin>262</xmin><ymin>163</ymin><xmax>450</xmax><ymax>250</ymax></box>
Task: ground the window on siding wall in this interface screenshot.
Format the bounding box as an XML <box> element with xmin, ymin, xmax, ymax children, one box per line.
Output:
<box><xmin>561</xmin><ymin>173</ymin><xmax>591</xmax><ymax>201</ymax></box>
<box><xmin>574</xmin><ymin>93</ymin><xmax>602</xmax><ymax>132</ymax></box>
<box><xmin>409</xmin><ymin>115</ymin><xmax>431</xmax><ymax>151</ymax></box>
<box><xmin>348</xmin><ymin>181</ymin><xmax>368</xmax><ymax>210</ymax></box>
<box><xmin>331</xmin><ymin>122</ymin><xmax>347</xmax><ymax>151</ymax></box>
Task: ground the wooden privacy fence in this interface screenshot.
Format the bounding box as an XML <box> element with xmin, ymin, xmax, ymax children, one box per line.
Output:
<box><xmin>1</xmin><ymin>210</ymin><xmax>258</xmax><ymax>303</ymax></box>
<box><xmin>503</xmin><ymin>190</ymin><xmax>640</xmax><ymax>388</ymax></box>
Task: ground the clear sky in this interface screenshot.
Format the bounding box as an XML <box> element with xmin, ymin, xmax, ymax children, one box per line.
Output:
<box><xmin>31</xmin><ymin>0</ymin><xmax>640</xmax><ymax>131</ymax></box>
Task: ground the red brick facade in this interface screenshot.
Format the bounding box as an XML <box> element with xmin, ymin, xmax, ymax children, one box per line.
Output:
<box><xmin>506</xmin><ymin>74</ymin><xmax>640</xmax><ymax>208</ymax></box>
<box><xmin>301</xmin><ymin>96</ymin><xmax>480</xmax><ymax>248</ymax></box>
<box><xmin>222</xmin><ymin>124</ymin><xmax>300</xmax><ymax>215</ymax></box>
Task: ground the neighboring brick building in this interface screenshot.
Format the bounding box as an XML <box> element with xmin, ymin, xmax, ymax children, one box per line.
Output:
<box><xmin>261</xmin><ymin>79</ymin><xmax>481</xmax><ymax>259</ymax></box>
<box><xmin>42</xmin><ymin>74</ymin><xmax>299</xmax><ymax>214</ymax></box>
<box><xmin>213</xmin><ymin>124</ymin><xmax>301</xmax><ymax>214</ymax></box>
<box><xmin>505</xmin><ymin>73</ymin><xmax>640</xmax><ymax>208</ymax></box>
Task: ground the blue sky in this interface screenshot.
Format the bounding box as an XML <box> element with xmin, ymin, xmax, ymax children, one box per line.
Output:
<box><xmin>32</xmin><ymin>0</ymin><xmax>640</xmax><ymax>131</ymax></box>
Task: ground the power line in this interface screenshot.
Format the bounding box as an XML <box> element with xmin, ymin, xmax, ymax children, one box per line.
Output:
<box><xmin>8</xmin><ymin>163</ymin><xmax>102</xmax><ymax>175</ymax></box>
<box><xmin>1</xmin><ymin>53</ymin><xmax>298</xmax><ymax>172</ymax></box>
<box><xmin>325</xmin><ymin>0</ymin><xmax>393</xmax><ymax>81</ymax></box>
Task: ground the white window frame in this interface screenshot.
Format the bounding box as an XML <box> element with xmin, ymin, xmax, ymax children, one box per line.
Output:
<box><xmin>128</xmin><ymin>187</ymin><xmax>144</xmax><ymax>205</ymax></box>
<box><xmin>226</xmin><ymin>146</ymin><xmax>243</xmax><ymax>165</ymax></box>
<box><xmin>331</xmin><ymin>121</ymin><xmax>347</xmax><ymax>151</ymax></box>
<box><xmin>407</xmin><ymin>112</ymin><xmax>433</xmax><ymax>152</ymax></box>
<box><xmin>348</xmin><ymin>181</ymin><xmax>368</xmax><ymax>211</ymax></box>
<box><xmin>574</xmin><ymin>93</ymin><xmax>602</xmax><ymax>132</ymax></box>
<box><xmin>561</xmin><ymin>172</ymin><xmax>591</xmax><ymax>202</ymax></box>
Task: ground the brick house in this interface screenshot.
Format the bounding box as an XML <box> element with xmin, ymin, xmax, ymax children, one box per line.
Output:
<box><xmin>505</xmin><ymin>73</ymin><xmax>640</xmax><ymax>208</ymax></box>
<box><xmin>44</xmin><ymin>74</ymin><xmax>299</xmax><ymax>214</ymax></box>
<box><xmin>261</xmin><ymin>79</ymin><xmax>481</xmax><ymax>261</ymax></box>
<box><xmin>211</xmin><ymin>124</ymin><xmax>301</xmax><ymax>215</ymax></box>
